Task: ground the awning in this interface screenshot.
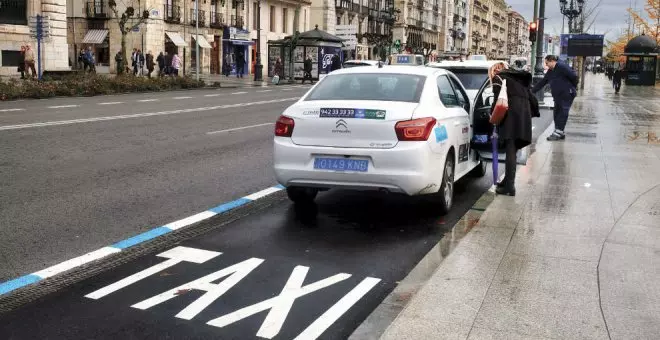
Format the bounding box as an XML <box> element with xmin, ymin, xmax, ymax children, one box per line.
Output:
<box><xmin>223</xmin><ymin>39</ymin><xmax>255</xmax><ymax>46</ymax></box>
<box><xmin>165</xmin><ymin>31</ymin><xmax>187</xmax><ymax>47</ymax></box>
<box><xmin>82</xmin><ymin>29</ymin><xmax>109</xmax><ymax>44</ymax></box>
<box><xmin>192</xmin><ymin>35</ymin><xmax>212</xmax><ymax>49</ymax></box>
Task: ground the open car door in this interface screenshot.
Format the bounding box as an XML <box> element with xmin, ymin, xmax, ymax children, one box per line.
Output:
<box><xmin>470</xmin><ymin>79</ymin><xmax>529</xmax><ymax>165</ymax></box>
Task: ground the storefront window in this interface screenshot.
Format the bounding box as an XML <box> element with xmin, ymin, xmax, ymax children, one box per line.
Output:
<box><xmin>0</xmin><ymin>0</ymin><xmax>28</xmax><ymax>25</ymax></box>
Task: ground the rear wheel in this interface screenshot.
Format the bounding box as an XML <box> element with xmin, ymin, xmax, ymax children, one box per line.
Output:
<box><xmin>437</xmin><ymin>154</ymin><xmax>455</xmax><ymax>215</ymax></box>
<box><xmin>286</xmin><ymin>187</ymin><xmax>318</xmax><ymax>203</ymax></box>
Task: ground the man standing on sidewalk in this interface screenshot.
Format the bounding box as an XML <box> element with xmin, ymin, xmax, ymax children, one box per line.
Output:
<box><xmin>613</xmin><ymin>68</ymin><xmax>623</xmax><ymax>94</ymax></box>
<box><xmin>532</xmin><ymin>55</ymin><xmax>578</xmax><ymax>141</ymax></box>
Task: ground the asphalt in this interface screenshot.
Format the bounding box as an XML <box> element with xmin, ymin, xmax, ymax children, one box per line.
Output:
<box><xmin>0</xmin><ymin>86</ymin><xmax>553</xmax><ymax>339</ymax></box>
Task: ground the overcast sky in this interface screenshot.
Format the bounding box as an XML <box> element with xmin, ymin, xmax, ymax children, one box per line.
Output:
<box><xmin>505</xmin><ymin>0</ymin><xmax>644</xmax><ymax>41</ymax></box>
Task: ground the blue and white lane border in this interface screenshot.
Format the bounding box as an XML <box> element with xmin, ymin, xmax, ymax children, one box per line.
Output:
<box><xmin>0</xmin><ymin>184</ymin><xmax>285</xmax><ymax>296</ymax></box>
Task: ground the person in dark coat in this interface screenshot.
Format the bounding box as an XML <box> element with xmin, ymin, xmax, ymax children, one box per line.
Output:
<box><xmin>302</xmin><ymin>55</ymin><xmax>313</xmax><ymax>84</ymax></box>
<box><xmin>531</xmin><ymin>55</ymin><xmax>578</xmax><ymax>141</ymax></box>
<box><xmin>146</xmin><ymin>51</ymin><xmax>155</xmax><ymax>78</ymax></box>
<box><xmin>18</xmin><ymin>46</ymin><xmax>26</xmax><ymax>79</ymax></box>
<box><xmin>156</xmin><ymin>52</ymin><xmax>165</xmax><ymax>77</ymax></box>
<box><xmin>330</xmin><ymin>54</ymin><xmax>341</xmax><ymax>72</ymax></box>
<box><xmin>612</xmin><ymin>68</ymin><xmax>623</xmax><ymax>94</ymax></box>
<box><xmin>489</xmin><ymin>62</ymin><xmax>536</xmax><ymax>196</ymax></box>
<box><xmin>236</xmin><ymin>51</ymin><xmax>245</xmax><ymax>78</ymax></box>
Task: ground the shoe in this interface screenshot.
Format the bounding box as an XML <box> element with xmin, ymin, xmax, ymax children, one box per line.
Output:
<box><xmin>496</xmin><ymin>177</ymin><xmax>507</xmax><ymax>188</ymax></box>
<box><xmin>496</xmin><ymin>186</ymin><xmax>516</xmax><ymax>196</ymax></box>
<box><xmin>547</xmin><ymin>132</ymin><xmax>565</xmax><ymax>141</ymax></box>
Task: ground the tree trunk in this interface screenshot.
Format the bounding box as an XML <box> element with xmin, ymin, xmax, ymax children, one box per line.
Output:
<box><xmin>120</xmin><ymin>32</ymin><xmax>127</xmax><ymax>74</ymax></box>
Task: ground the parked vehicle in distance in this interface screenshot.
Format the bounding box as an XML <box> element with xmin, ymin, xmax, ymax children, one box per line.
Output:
<box><xmin>273</xmin><ymin>66</ymin><xmax>488</xmax><ymax>215</ymax></box>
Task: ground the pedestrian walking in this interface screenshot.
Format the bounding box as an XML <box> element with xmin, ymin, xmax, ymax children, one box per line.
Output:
<box><xmin>78</xmin><ymin>48</ymin><xmax>86</xmax><ymax>70</ymax></box>
<box><xmin>223</xmin><ymin>53</ymin><xmax>232</xmax><ymax>77</ymax></box>
<box><xmin>330</xmin><ymin>54</ymin><xmax>341</xmax><ymax>72</ymax></box>
<box><xmin>612</xmin><ymin>68</ymin><xmax>623</xmax><ymax>94</ymax></box>
<box><xmin>171</xmin><ymin>52</ymin><xmax>181</xmax><ymax>76</ymax></box>
<box><xmin>131</xmin><ymin>48</ymin><xmax>139</xmax><ymax>75</ymax></box>
<box><xmin>489</xmin><ymin>62</ymin><xmax>537</xmax><ymax>196</ymax></box>
<box><xmin>236</xmin><ymin>51</ymin><xmax>245</xmax><ymax>78</ymax></box>
<box><xmin>114</xmin><ymin>51</ymin><xmax>123</xmax><ymax>74</ymax></box>
<box><xmin>302</xmin><ymin>55</ymin><xmax>313</xmax><ymax>84</ymax></box>
<box><xmin>146</xmin><ymin>51</ymin><xmax>155</xmax><ymax>78</ymax></box>
<box><xmin>156</xmin><ymin>52</ymin><xmax>165</xmax><ymax>77</ymax></box>
<box><xmin>137</xmin><ymin>50</ymin><xmax>145</xmax><ymax>76</ymax></box>
<box><xmin>531</xmin><ymin>55</ymin><xmax>578</xmax><ymax>141</ymax></box>
<box><xmin>17</xmin><ymin>46</ymin><xmax>26</xmax><ymax>79</ymax></box>
<box><xmin>273</xmin><ymin>57</ymin><xmax>283</xmax><ymax>84</ymax></box>
<box><xmin>85</xmin><ymin>46</ymin><xmax>96</xmax><ymax>74</ymax></box>
<box><xmin>24</xmin><ymin>45</ymin><xmax>37</xmax><ymax>78</ymax></box>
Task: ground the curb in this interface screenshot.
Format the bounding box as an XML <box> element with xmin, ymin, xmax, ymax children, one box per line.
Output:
<box><xmin>0</xmin><ymin>184</ymin><xmax>286</xmax><ymax>296</ymax></box>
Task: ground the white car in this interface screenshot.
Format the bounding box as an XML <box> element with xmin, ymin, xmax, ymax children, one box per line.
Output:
<box><xmin>273</xmin><ymin>66</ymin><xmax>488</xmax><ymax>214</ymax></box>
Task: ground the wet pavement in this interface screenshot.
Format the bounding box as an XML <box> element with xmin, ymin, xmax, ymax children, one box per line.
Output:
<box><xmin>377</xmin><ymin>75</ymin><xmax>660</xmax><ymax>339</ymax></box>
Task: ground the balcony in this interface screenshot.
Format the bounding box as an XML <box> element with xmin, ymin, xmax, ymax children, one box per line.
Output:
<box><xmin>336</xmin><ymin>0</ymin><xmax>350</xmax><ymax>10</ymax></box>
<box><xmin>210</xmin><ymin>11</ymin><xmax>225</xmax><ymax>28</ymax></box>
<box><xmin>190</xmin><ymin>9</ymin><xmax>206</xmax><ymax>27</ymax></box>
<box><xmin>416</xmin><ymin>0</ymin><xmax>423</xmax><ymax>9</ymax></box>
<box><xmin>231</xmin><ymin>15</ymin><xmax>244</xmax><ymax>28</ymax></box>
<box><xmin>85</xmin><ymin>1</ymin><xmax>110</xmax><ymax>19</ymax></box>
<box><xmin>351</xmin><ymin>2</ymin><xmax>360</xmax><ymax>12</ymax></box>
<box><xmin>164</xmin><ymin>4</ymin><xmax>181</xmax><ymax>24</ymax></box>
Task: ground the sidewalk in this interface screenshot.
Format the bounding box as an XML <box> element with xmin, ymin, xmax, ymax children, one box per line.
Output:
<box><xmin>371</xmin><ymin>74</ymin><xmax>660</xmax><ymax>339</ymax></box>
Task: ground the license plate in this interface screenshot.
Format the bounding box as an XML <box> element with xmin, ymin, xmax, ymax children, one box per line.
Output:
<box><xmin>313</xmin><ymin>158</ymin><xmax>369</xmax><ymax>172</ymax></box>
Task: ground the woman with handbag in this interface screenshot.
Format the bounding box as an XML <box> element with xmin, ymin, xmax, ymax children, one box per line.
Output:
<box><xmin>488</xmin><ymin>62</ymin><xmax>535</xmax><ymax>196</ymax></box>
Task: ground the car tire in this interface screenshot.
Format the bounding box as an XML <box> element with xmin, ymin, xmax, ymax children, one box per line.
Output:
<box><xmin>470</xmin><ymin>154</ymin><xmax>487</xmax><ymax>178</ymax></box>
<box><xmin>437</xmin><ymin>154</ymin><xmax>455</xmax><ymax>215</ymax></box>
<box><xmin>286</xmin><ymin>187</ymin><xmax>318</xmax><ymax>203</ymax></box>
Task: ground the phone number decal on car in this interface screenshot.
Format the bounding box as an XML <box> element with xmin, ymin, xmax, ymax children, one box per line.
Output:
<box><xmin>319</xmin><ymin>108</ymin><xmax>386</xmax><ymax>120</ymax></box>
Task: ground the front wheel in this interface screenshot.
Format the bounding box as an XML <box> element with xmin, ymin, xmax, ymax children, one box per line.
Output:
<box><xmin>286</xmin><ymin>187</ymin><xmax>318</xmax><ymax>204</ymax></box>
<box><xmin>437</xmin><ymin>154</ymin><xmax>455</xmax><ymax>215</ymax></box>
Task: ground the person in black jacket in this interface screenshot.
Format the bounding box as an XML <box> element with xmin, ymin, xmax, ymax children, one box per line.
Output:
<box><xmin>156</xmin><ymin>52</ymin><xmax>165</xmax><ymax>77</ymax></box>
<box><xmin>489</xmin><ymin>61</ymin><xmax>536</xmax><ymax>196</ymax></box>
<box><xmin>532</xmin><ymin>55</ymin><xmax>578</xmax><ymax>141</ymax></box>
<box><xmin>612</xmin><ymin>68</ymin><xmax>623</xmax><ymax>94</ymax></box>
<box><xmin>302</xmin><ymin>55</ymin><xmax>313</xmax><ymax>84</ymax></box>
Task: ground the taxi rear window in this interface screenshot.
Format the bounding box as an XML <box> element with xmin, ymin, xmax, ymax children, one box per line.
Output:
<box><xmin>304</xmin><ymin>73</ymin><xmax>425</xmax><ymax>103</ymax></box>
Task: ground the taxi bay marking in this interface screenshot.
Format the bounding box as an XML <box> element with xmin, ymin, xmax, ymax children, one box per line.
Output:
<box><xmin>85</xmin><ymin>246</ymin><xmax>381</xmax><ymax>339</ymax></box>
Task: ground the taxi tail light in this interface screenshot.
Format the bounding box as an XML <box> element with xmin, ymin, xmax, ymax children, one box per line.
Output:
<box><xmin>395</xmin><ymin>117</ymin><xmax>437</xmax><ymax>141</ymax></box>
<box><xmin>275</xmin><ymin>115</ymin><xmax>295</xmax><ymax>137</ymax></box>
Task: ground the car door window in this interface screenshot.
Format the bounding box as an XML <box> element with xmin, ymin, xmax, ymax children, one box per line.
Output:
<box><xmin>448</xmin><ymin>77</ymin><xmax>470</xmax><ymax>112</ymax></box>
<box><xmin>437</xmin><ymin>76</ymin><xmax>459</xmax><ymax>107</ymax></box>
<box><xmin>476</xmin><ymin>82</ymin><xmax>494</xmax><ymax>109</ymax></box>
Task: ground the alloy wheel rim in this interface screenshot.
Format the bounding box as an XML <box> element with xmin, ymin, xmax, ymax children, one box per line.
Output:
<box><xmin>444</xmin><ymin>161</ymin><xmax>454</xmax><ymax>206</ymax></box>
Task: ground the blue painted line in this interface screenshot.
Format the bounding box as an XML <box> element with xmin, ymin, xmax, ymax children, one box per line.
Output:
<box><xmin>111</xmin><ymin>226</ymin><xmax>173</xmax><ymax>250</ymax></box>
<box><xmin>209</xmin><ymin>198</ymin><xmax>251</xmax><ymax>214</ymax></box>
<box><xmin>0</xmin><ymin>274</ymin><xmax>42</xmax><ymax>295</ymax></box>
<box><xmin>274</xmin><ymin>184</ymin><xmax>285</xmax><ymax>189</ymax></box>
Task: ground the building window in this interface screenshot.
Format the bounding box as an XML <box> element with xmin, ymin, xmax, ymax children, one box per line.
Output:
<box><xmin>0</xmin><ymin>0</ymin><xmax>28</xmax><ymax>25</ymax></box>
<box><xmin>252</xmin><ymin>2</ymin><xmax>257</xmax><ymax>30</ymax></box>
<box><xmin>337</xmin><ymin>16</ymin><xmax>341</xmax><ymax>25</ymax></box>
<box><xmin>282</xmin><ymin>8</ymin><xmax>288</xmax><ymax>33</ymax></box>
<box><xmin>1</xmin><ymin>50</ymin><xmax>22</xmax><ymax>66</ymax></box>
<box><xmin>269</xmin><ymin>6</ymin><xmax>275</xmax><ymax>32</ymax></box>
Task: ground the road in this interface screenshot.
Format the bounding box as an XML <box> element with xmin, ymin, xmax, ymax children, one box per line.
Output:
<box><xmin>0</xmin><ymin>86</ymin><xmax>553</xmax><ymax>339</ymax></box>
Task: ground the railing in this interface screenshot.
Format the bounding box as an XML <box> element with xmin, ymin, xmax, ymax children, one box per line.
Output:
<box><xmin>85</xmin><ymin>1</ymin><xmax>110</xmax><ymax>18</ymax></box>
<box><xmin>0</xmin><ymin>0</ymin><xmax>28</xmax><ymax>25</ymax></box>
<box><xmin>361</xmin><ymin>5</ymin><xmax>369</xmax><ymax>14</ymax></box>
<box><xmin>231</xmin><ymin>15</ymin><xmax>244</xmax><ymax>28</ymax></box>
<box><xmin>351</xmin><ymin>3</ymin><xmax>360</xmax><ymax>12</ymax></box>
<box><xmin>190</xmin><ymin>9</ymin><xmax>206</xmax><ymax>26</ymax></box>
<box><xmin>210</xmin><ymin>11</ymin><xmax>225</xmax><ymax>28</ymax></box>
<box><xmin>163</xmin><ymin>5</ymin><xmax>181</xmax><ymax>24</ymax></box>
<box><xmin>336</xmin><ymin>0</ymin><xmax>350</xmax><ymax>10</ymax></box>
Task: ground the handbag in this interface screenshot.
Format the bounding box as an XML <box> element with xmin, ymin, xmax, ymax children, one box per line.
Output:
<box><xmin>272</xmin><ymin>75</ymin><xmax>280</xmax><ymax>85</ymax></box>
<box><xmin>489</xmin><ymin>76</ymin><xmax>509</xmax><ymax>125</ymax></box>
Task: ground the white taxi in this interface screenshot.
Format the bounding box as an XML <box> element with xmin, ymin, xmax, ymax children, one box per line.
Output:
<box><xmin>273</xmin><ymin>66</ymin><xmax>487</xmax><ymax>214</ymax></box>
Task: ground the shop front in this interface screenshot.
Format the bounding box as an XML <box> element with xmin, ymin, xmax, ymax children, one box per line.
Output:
<box><xmin>623</xmin><ymin>34</ymin><xmax>658</xmax><ymax>86</ymax></box>
<box><xmin>222</xmin><ymin>27</ymin><xmax>253</xmax><ymax>76</ymax></box>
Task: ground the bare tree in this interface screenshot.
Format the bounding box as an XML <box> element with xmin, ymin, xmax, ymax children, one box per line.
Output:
<box><xmin>109</xmin><ymin>0</ymin><xmax>150</xmax><ymax>74</ymax></box>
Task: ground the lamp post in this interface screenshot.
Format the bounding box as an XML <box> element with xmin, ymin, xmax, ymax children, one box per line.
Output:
<box><xmin>254</xmin><ymin>0</ymin><xmax>262</xmax><ymax>81</ymax></box>
<box><xmin>532</xmin><ymin>0</ymin><xmax>546</xmax><ymax>104</ymax></box>
<box><xmin>194</xmin><ymin>0</ymin><xmax>199</xmax><ymax>81</ymax></box>
<box><xmin>559</xmin><ymin>0</ymin><xmax>584</xmax><ymax>34</ymax></box>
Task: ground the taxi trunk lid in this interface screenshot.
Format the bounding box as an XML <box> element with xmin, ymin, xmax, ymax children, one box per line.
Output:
<box><xmin>288</xmin><ymin>100</ymin><xmax>418</xmax><ymax>149</ymax></box>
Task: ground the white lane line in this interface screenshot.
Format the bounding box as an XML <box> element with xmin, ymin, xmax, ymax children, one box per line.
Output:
<box><xmin>137</xmin><ymin>99</ymin><xmax>158</xmax><ymax>102</ymax></box>
<box><xmin>48</xmin><ymin>105</ymin><xmax>79</xmax><ymax>109</ymax></box>
<box><xmin>32</xmin><ymin>247</ymin><xmax>121</xmax><ymax>279</ymax></box>
<box><xmin>244</xmin><ymin>186</ymin><xmax>283</xmax><ymax>200</ymax></box>
<box><xmin>164</xmin><ymin>211</ymin><xmax>217</xmax><ymax>230</ymax></box>
<box><xmin>281</xmin><ymin>88</ymin><xmax>293</xmax><ymax>91</ymax></box>
<box><xmin>173</xmin><ymin>96</ymin><xmax>193</xmax><ymax>99</ymax></box>
<box><xmin>232</xmin><ymin>91</ymin><xmax>248</xmax><ymax>95</ymax></box>
<box><xmin>206</xmin><ymin>122</ymin><xmax>272</xmax><ymax>135</ymax></box>
<box><xmin>98</xmin><ymin>102</ymin><xmax>123</xmax><ymax>105</ymax></box>
<box><xmin>204</xmin><ymin>94</ymin><xmax>222</xmax><ymax>97</ymax></box>
<box><xmin>257</xmin><ymin>90</ymin><xmax>272</xmax><ymax>93</ymax></box>
<box><xmin>0</xmin><ymin>98</ymin><xmax>299</xmax><ymax>131</ymax></box>
<box><xmin>0</xmin><ymin>108</ymin><xmax>25</xmax><ymax>112</ymax></box>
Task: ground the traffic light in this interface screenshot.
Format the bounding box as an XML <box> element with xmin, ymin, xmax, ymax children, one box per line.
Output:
<box><xmin>529</xmin><ymin>21</ymin><xmax>537</xmax><ymax>42</ymax></box>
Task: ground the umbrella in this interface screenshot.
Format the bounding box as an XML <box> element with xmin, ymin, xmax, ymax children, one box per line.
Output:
<box><xmin>491</xmin><ymin>125</ymin><xmax>498</xmax><ymax>186</ymax></box>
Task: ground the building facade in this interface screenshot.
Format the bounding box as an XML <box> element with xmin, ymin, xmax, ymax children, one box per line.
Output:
<box><xmin>67</xmin><ymin>0</ymin><xmax>309</xmax><ymax>76</ymax></box>
<box><xmin>506</xmin><ymin>10</ymin><xmax>530</xmax><ymax>58</ymax></box>
<box><xmin>1</xmin><ymin>0</ymin><xmax>69</xmax><ymax>76</ymax></box>
<box><xmin>441</xmin><ymin>0</ymin><xmax>468</xmax><ymax>57</ymax></box>
<box><xmin>393</xmin><ymin>0</ymin><xmax>440</xmax><ymax>56</ymax></box>
<box><xmin>469</xmin><ymin>0</ymin><xmax>506</xmax><ymax>59</ymax></box>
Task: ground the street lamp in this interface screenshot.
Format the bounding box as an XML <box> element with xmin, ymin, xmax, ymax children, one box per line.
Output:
<box><xmin>559</xmin><ymin>0</ymin><xmax>584</xmax><ymax>34</ymax></box>
<box><xmin>254</xmin><ymin>0</ymin><xmax>262</xmax><ymax>81</ymax></box>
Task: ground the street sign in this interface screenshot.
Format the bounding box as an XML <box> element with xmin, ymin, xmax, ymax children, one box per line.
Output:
<box><xmin>335</xmin><ymin>25</ymin><xmax>357</xmax><ymax>48</ymax></box>
<box><xmin>566</xmin><ymin>34</ymin><xmax>604</xmax><ymax>57</ymax></box>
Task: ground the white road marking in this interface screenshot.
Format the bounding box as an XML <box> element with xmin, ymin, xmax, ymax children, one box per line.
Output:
<box><xmin>257</xmin><ymin>89</ymin><xmax>272</xmax><ymax>93</ymax></box>
<box><xmin>137</xmin><ymin>99</ymin><xmax>158</xmax><ymax>102</ymax></box>
<box><xmin>232</xmin><ymin>91</ymin><xmax>248</xmax><ymax>95</ymax></box>
<box><xmin>0</xmin><ymin>108</ymin><xmax>25</xmax><ymax>112</ymax></box>
<box><xmin>98</xmin><ymin>102</ymin><xmax>123</xmax><ymax>105</ymax></box>
<box><xmin>164</xmin><ymin>211</ymin><xmax>217</xmax><ymax>230</ymax></box>
<box><xmin>0</xmin><ymin>98</ymin><xmax>299</xmax><ymax>131</ymax></box>
<box><xmin>281</xmin><ymin>88</ymin><xmax>293</xmax><ymax>91</ymax></box>
<box><xmin>206</xmin><ymin>122</ymin><xmax>272</xmax><ymax>135</ymax></box>
<box><xmin>85</xmin><ymin>246</ymin><xmax>221</xmax><ymax>300</ymax></box>
<box><xmin>294</xmin><ymin>277</ymin><xmax>381</xmax><ymax>340</ymax></box>
<box><xmin>33</xmin><ymin>247</ymin><xmax>121</xmax><ymax>279</ymax></box>
<box><xmin>204</xmin><ymin>93</ymin><xmax>222</xmax><ymax>97</ymax></box>
<box><xmin>48</xmin><ymin>105</ymin><xmax>79</xmax><ymax>109</ymax></box>
<box><xmin>207</xmin><ymin>266</ymin><xmax>351</xmax><ymax>339</ymax></box>
<box><xmin>173</xmin><ymin>96</ymin><xmax>193</xmax><ymax>99</ymax></box>
<box><xmin>132</xmin><ymin>258</ymin><xmax>264</xmax><ymax>321</ymax></box>
<box><xmin>243</xmin><ymin>186</ymin><xmax>282</xmax><ymax>201</ymax></box>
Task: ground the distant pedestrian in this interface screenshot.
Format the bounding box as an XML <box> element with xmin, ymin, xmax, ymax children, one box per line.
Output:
<box><xmin>146</xmin><ymin>51</ymin><xmax>154</xmax><ymax>78</ymax></box>
<box><xmin>17</xmin><ymin>46</ymin><xmax>26</xmax><ymax>79</ymax></box>
<box><xmin>171</xmin><ymin>52</ymin><xmax>181</xmax><ymax>76</ymax></box>
<box><xmin>114</xmin><ymin>51</ymin><xmax>123</xmax><ymax>74</ymax></box>
<box><xmin>223</xmin><ymin>53</ymin><xmax>232</xmax><ymax>77</ymax></box>
<box><xmin>532</xmin><ymin>55</ymin><xmax>578</xmax><ymax>141</ymax></box>
<box><xmin>78</xmin><ymin>48</ymin><xmax>86</xmax><ymax>70</ymax></box>
<box><xmin>156</xmin><ymin>52</ymin><xmax>165</xmax><ymax>77</ymax></box>
<box><xmin>165</xmin><ymin>52</ymin><xmax>173</xmax><ymax>76</ymax></box>
<box><xmin>302</xmin><ymin>55</ymin><xmax>313</xmax><ymax>84</ymax></box>
<box><xmin>330</xmin><ymin>54</ymin><xmax>341</xmax><ymax>72</ymax></box>
<box><xmin>85</xmin><ymin>46</ymin><xmax>96</xmax><ymax>74</ymax></box>
<box><xmin>24</xmin><ymin>45</ymin><xmax>37</xmax><ymax>78</ymax></box>
<box><xmin>236</xmin><ymin>51</ymin><xmax>245</xmax><ymax>78</ymax></box>
<box><xmin>132</xmin><ymin>48</ymin><xmax>139</xmax><ymax>75</ymax></box>
<box><xmin>612</xmin><ymin>68</ymin><xmax>623</xmax><ymax>94</ymax></box>
<box><xmin>137</xmin><ymin>50</ymin><xmax>145</xmax><ymax>75</ymax></box>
